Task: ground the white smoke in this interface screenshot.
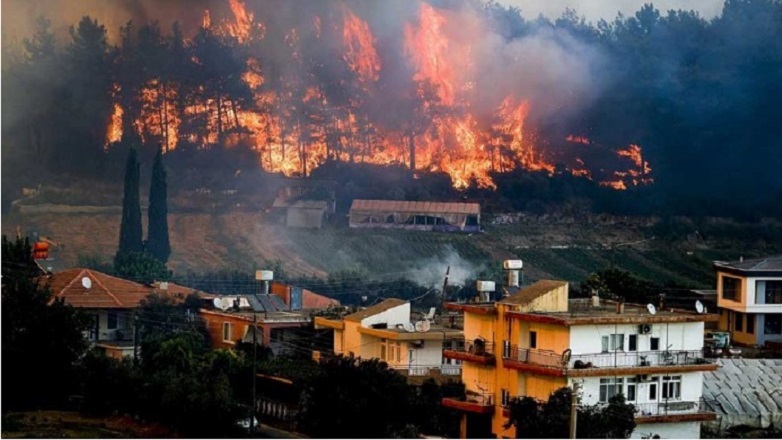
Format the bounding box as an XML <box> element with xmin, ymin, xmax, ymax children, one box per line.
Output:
<box><xmin>406</xmin><ymin>245</ymin><xmax>482</xmax><ymax>288</ymax></box>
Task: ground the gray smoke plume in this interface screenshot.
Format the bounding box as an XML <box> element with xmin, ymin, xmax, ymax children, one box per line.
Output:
<box><xmin>406</xmin><ymin>246</ymin><xmax>482</xmax><ymax>288</ymax></box>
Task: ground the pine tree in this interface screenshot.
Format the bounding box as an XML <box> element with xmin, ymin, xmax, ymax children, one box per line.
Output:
<box><xmin>116</xmin><ymin>147</ymin><xmax>143</xmax><ymax>258</ymax></box>
<box><xmin>147</xmin><ymin>147</ymin><xmax>171</xmax><ymax>263</ymax></box>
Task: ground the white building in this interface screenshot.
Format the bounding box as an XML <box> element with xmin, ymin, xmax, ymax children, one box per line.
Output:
<box><xmin>314</xmin><ymin>299</ymin><xmax>463</xmax><ymax>382</ymax></box>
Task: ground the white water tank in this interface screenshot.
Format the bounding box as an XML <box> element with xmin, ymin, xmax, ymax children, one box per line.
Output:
<box><xmin>476</xmin><ymin>280</ymin><xmax>496</xmax><ymax>292</ymax></box>
<box><xmin>503</xmin><ymin>260</ymin><xmax>523</xmax><ymax>270</ymax></box>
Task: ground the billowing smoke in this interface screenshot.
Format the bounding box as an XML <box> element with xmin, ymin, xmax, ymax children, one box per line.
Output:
<box><xmin>406</xmin><ymin>246</ymin><xmax>483</xmax><ymax>288</ymax></box>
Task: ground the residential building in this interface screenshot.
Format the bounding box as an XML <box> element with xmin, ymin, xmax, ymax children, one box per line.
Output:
<box><xmin>46</xmin><ymin>269</ymin><xmax>187</xmax><ymax>358</ymax></box>
<box><xmin>714</xmin><ymin>255</ymin><xmax>782</xmax><ymax>346</ymax></box>
<box><xmin>314</xmin><ymin>298</ymin><xmax>464</xmax><ymax>383</ymax></box>
<box><xmin>349</xmin><ymin>199</ymin><xmax>480</xmax><ymax>232</ymax></box>
<box><xmin>198</xmin><ymin>291</ymin><xmax>336</xmax><ymax>355</ymax></box>
<box><xmin>442</xmin><ymin>280</ymin><xmax>718</xmax><ymax>439</ymax></box>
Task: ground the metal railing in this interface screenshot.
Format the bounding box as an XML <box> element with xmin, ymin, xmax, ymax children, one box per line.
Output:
<box><xmin>634</xmin><ymin>400</ymin><xmax>711</xmax><ymax>417</ymax></box>
<box><xmin>504</xmin><ymin>347</ymin><xmax>712</xmax><ymax>370</ymax></box>
<box><xmin>569</xmin><ymin>350</ymin><xmax>711</xmax><ymax>369</ymax></box>
<box><xmin>440</xmin><ymin>364</ymin><xmax>462</xmax><ymax>376</ymax></box>
<box><xmin>464</xmin><ymin>390</ymin><xmax>494</xmax><ymax>406</ymax></box>
<box><xmin>445</xmin><ymin>338</ymin><xmax>494</xmax><ymax>357</ymax></box>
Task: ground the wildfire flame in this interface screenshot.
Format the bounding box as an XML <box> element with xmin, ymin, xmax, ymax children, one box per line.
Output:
<box><xmin>104</xmin><ymin>2</ymin><xmax>654</xmax><ymax>191</ymax></box>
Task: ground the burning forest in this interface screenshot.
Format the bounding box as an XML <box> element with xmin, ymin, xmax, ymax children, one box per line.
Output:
<box><xmin>4</xmin><ymin>0</ymin><xmax>782</xmax><ymax>218</ymax></box>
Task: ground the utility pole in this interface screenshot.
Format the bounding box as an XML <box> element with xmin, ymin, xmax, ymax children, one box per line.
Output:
<box><xmin>570</xmin><ymin>382</ymin><xmax>580</xmax><ymax>439</ymax></box>
<box><xmin>133</xmin><ymin>313</ymin><xmax>139</xmax><ymax>364</ymax></box>
<box><xmin>440</xmin><ymin>266</ymin><xmax>450</xmax><ymax>309</ymax></box>
<box><xmin>251</xmin><ymin>314</ymin><xmax>258</xmax><ymax>434</ymax></box>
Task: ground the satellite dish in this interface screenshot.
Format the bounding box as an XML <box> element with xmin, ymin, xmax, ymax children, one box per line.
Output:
<box><xmin>647</xmin><ymin>303</ymin><xmax>657</xmax><ymax>315</ymax></box>
<box><xmin>415</xmin><ymin>321</ymin><xmax>428</xmax><ymax>332</ymax></box>
<box><xmin>220</xmin><ymin>298</ymin><xmax>233</xmax><ymax>311</ymax></box>
<box><xmin>695</xmin><ymin>300</ymin><xmax>705</xmax><ymax>314</ymax></box>
<box><xmin>420</xmin><ymin>321</ymin><xmax>431</xmax><ymax>332</ymax></box>
<box><xmin>81</xmin><ymin>277</ymin><xmax>92</xmax><ymax>289</ymax></box>
<box><xmin>404</xmin><ymin>323</ymin><xmax>416</xmax><ymax>333</ymax></box>
<box><xmin>213</xmin><ymin>298</ymin><xmax>223</xmax><ymax>309</ymax></box>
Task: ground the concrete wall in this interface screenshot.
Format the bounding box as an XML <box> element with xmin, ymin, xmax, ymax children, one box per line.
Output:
<box><xmin>360</xmin><ymin>303</ymin><xmax>410</xmax><ymax>328</ymax></box>
<box><xmin>575</xmin><ymin>372</ymin><xmax>704</xmax><ymax>407</ymax></box>
<box><xmin>632</xmin><ymin>421</ymin><xmax>701</xmax><ymax>439</ymax></box>
<box><xmin>569</xmin><ymin>322</ymin><xmax>704</xmax><ymax>356</ymax></box>
<box><xmin>90</xmin><ymin>309</ymin><xmax>134</xmax><ymax>342</ymax></box>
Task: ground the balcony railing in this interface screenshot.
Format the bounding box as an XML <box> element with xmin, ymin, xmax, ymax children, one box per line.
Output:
<box><xmin>464</xmin><ymin>390</ymin><xmax>494</xmax><ymax>406</ymax></box>
<box><xmin>504</xmin><ymin>346</ymin><xmax>713</xmax><ymax>371</ymax></box>
<box><xmin>449</xmin><ymin>338</ymin><xmax>494</xmax><ymax>356</ymax></box>
<box><xmin>634</xmin><ymin>399</ymin><xmax>712</xmax><ymax>417</ymax></box>
<box><xmin>569</xmin><ymin>350</ymin><xmax>711</xmax><ymax>369</ymax></box>
<box><xmin>391</xmin><ymin>364</ymin><xmax>463</xmax><ymax>377</ymax></box>
<box><xmin>440</xmin><ymin>364</ymin><xmax>462</xmax><ymax>376</ymax></box>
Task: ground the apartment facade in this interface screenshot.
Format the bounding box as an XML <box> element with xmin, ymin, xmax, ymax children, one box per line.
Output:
<box><xmin>715</xmin><ymin>256</ymin><xmax>782</xmax><ymax>346</ymax></box>
<box><xmin>442</xmin><ymin>280</ymin><xmax>718</xmax><ymax>439</ymax></box>
<box><xmin>314</xmin><ymin>299</ymin><xmax>464</xmax><ymax>382</ymax></box>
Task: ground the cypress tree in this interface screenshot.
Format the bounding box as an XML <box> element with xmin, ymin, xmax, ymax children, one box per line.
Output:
<box><xmin>147</xmin><ymin>147</ymin><xmax>171</xmax><ymax>263</ymax></box>
<box><xmin>116</xmin><ymin>147</ymin><xmax>143</xmax><ymax>258</ymax></box>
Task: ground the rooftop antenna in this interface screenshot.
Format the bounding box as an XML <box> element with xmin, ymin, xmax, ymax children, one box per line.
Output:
<box><xmin>647</xmin><ymin>303</ymin><xmax>657</xmax><ymax>315</ymax></box>
<box><xmin>81</xmin><ymin>277</ymin><xmax>92</xmax><ymax>290</ymax></box>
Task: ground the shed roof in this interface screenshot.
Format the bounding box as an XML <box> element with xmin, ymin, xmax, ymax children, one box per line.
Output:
<box><xmin>499</xmin><ymin>280</ymin><xmax>568</xmax><ymax>305</ymax></box>
<box><xmin>350</xmin><ymin>199</ymin><xmax>480</xmax><ymax>215</ymax></box>
<box><xmin>344</xmin><ymin>298</ymin><xmax>407</xmax><ymax>322</ymax></box>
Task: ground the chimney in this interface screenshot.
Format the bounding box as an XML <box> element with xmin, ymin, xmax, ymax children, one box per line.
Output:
<box><xmin>503</xmin><ymin>260</ymin><xmax>523</xmax><ymax>288</ymax></box>
<box><xmin>659</xmin><ymin>293</ymin><xmax>666</xmax><ymax>310</ymax></box>
<box><xmin>255</xmin><ymin>270</ymin><xmax>274</xmax><ymax>295</ymax></box>
<box><xmin>591</xmin><ymin>289</ymin><xmax>600</xmax><ymax>307</ymax></box>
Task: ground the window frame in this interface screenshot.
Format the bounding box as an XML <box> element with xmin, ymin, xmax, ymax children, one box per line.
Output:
<box><xmin>626</xmin><ymin>377</ymin><xmax>637</xmax><ymax>401</ymax></box>
<box><xmin>649</xmin><ymin>377</ymin><xmax>659</xmax><ymax>400</ymax></box>
<box><xmin>650</xmin><ymin>337</ymin><xmax>660</xmax><ymax>350</ymax></box>
<box><xmin>107</xmin><ymin>312</ymin><xmax>118</xmax><ymax>330</ymax></box>
<box><xmin>747</xmin><ymin>314</ymin><xmax>755</xmax><ymax>334</ymax></box>
<box><xmin>764</xmin><ymin>281</ymin><xmax>782</xmax><ymax>304</ymax></box>
<box><xmin>629</xmin><ymin>334</ymin><xmax>638</xmax><ymax>351</ymax></box>
<box><xmin>530</xmin><ymin>331</ymin><xmax>538</xmax><ymax>349</ymax></box>
<box><xmin>222</xmin><ymin>322</ymin><xmax>233</xmax><ymax>342</ymax></box>
<box><xmin>599</xmin><ymin>377</ymin><xmax>624</xmax><ymax>403</ymax></box>
<box><xmin>662</xmin><ymin>375</ymin><xmax>682</xmax><ymax>400</ymax></box>
<box><xmin>735</xmin><ymin>313</ymin><xmax>744</xmax><ymax>332</ymax></box>
<box><xmin>722</xmin><ymin>275</ymin><xmax>740</xmax><ymax>301</ymax></box>
<box><xmin>765</xmin><ymin>314</ymin><xmax>782</xmax><ymax>335</ymax></box>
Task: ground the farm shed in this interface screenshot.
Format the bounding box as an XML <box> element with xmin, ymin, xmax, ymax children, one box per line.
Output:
<box><xmin>275</xmin><ymin>199</ymin><xmax>328</xmax><ymax>229</ymax></box>
<box><xmin>349</xmin><ymin>199</ymin><xmax>480</xmax><ymax>232</ymax></box>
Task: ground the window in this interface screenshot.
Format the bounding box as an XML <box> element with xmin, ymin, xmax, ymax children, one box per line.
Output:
<box><xmin>763</xmin><ymin>281</ymin><xmax>782</xmax><ymax>304</ymax></box>
<box><xmin>626</xmin><ymin>377</ymin><xmax>637</xmax><ymax>401</ymax></box>
<box><xmin>380</xmin><ymin>339</ymin><xmax>387</xmax><ymax>360</ymax></box>
<box><xmin>107</xmin><ymin>312</ymin><xmax>118</xmax><ymax>330</ymax></box>
<box><xmin>222</xmin><ymin>322</ymin><xmax>232</xmax><ymax>342</ymax></box>
<box><xmin>735</xmin><ymin>313</ymin><xmax>744</xmax><ymax>332</ymax></box>
<box><xmin>396</xmin><ymin>342</ymin><xmax>401</xmax><ymax>362</ymax></box>
<box><xmin>650</xmin><ymin>337</ymin><xmax>660</xmax><ymax>350</ymax></box>
<box><xmin>602</xmin><ymin>334</ymin><xmax>625</xmax><ymax>352</ymax></box>
<box><xmin>389</xmin><ymin>342</ymin><xmax>396</xmax><ymax>362</ymax></box>
<box><xmin>747</xmin><ymin>314</ymin><xmax>755</xmax><ymax>334</ymax></box>
<box><xmin>599</xmin><ymin>378</ymin><xmax>624</xmax><ymax>403</ymax></box>
<box><xmin>662</xmin><ymin>376</ymin><xmax>682</xmax><ymax>400</ymax></box>
<box><xmin>649</xmin><ymin>379</ymin><xmax>658</xmax><ymax>400</ymax></box>
<box><xmin>765</xmin><ymin>314</ymin><xmax>782</xmax><ymax>335</ymax></box>
<box><xmin>722</xmin><ymin>276</ymin><xmax>740</xmax><ymax>301</ymax></box>
<box><xmin>501</xmin><ymin>389</ymin><xmax>511</xmax><ymax>407</ymax></box>
<box><xmin>530</xmin><ymin>331</ymin><xmax>538</xmax><ymax>349</ymax></box>
<box><xmin>629</xmin><ymin>335</ymin><xmax>638</xmax><ymax>351</ymax></box>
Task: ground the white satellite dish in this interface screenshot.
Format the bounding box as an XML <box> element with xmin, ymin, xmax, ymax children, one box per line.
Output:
<box><xmin>404</xmin><ymin>323</ymin><xmax>416</xmax><ymax>333</ymax></box>
<box><xmin>695</xmin><ymin>300</ymin><xmax>705</xmax><ymax>314</ymax></box>
<box><xmin>213</xmin><ymin>298</ymin><xmax>223</xmax><ymax>309</ymax></box>
<box><xmin>415</xmin><ymin>321</ymin><xmax>431</xmax><ymax>332</ymax></box>
<box><xmin>81</xmin><ymin>277</ymin><xmax>92</xmax><ymax>289</ymax></box>
<box><xmin>220</xmin><ymin>297</ymin><xmax>233</xmax><ymax>311</ymax></box>
<box><xmin>647</xmin><ymin>303</ymin><xmax>657</xmax><ymax>315</ymax></box>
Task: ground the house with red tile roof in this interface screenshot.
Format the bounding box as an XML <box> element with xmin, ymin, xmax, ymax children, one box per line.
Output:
<box><xmin>46</xmin><ymin>269</ymin><xmax>198</xmax><ymax>358</ymax></box>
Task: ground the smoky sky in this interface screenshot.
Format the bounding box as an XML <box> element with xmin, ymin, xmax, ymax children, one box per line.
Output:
<box><xmin>501</xmin><ymin>0</ymin><xmax>724</xmax><ymax>22</ymax></box>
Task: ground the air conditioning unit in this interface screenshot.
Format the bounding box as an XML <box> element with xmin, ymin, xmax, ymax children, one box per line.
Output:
<box><xmin>639</xmin><ymin>324</ymin><xmax>652</xmax><ymax>334</ymax></box>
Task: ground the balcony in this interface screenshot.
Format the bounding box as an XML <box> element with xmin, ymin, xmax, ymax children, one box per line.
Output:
<box><xmin>443</xmin><ymin>339</ymin><xmax>495</xmax><ymax>365</ymax></box>
<box><xmin>442</xmin><ymin>390</ymin><xmax>494</xmax><ymax>414</ymax></box>
<box><xmin>502</xmin><ymin>346</ymin><xmax>716</xmax><ymax>377</ymax></box>
<box><xmin>633</xmin><ymin>400</ymin><xmax>717</xmax><ymax>423</ymax></box>
<box><xmin>391</xmin><ymin>364</ymin><xmax>462</xmax><ymax>377</ymax></box>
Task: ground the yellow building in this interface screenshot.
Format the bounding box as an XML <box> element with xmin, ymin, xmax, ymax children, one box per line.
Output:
<box><xmin>714</xmin><ymin>256</ymin><xmax>782</xmax><ymax>346</ymax></box>
<box><xmin>442</xmin><ymin>280</ymin><xmax>719</xmax><ymax>439</ymax></box>
<box><xmin>314</xmin><ymin>299</ymin><xmax>463</xmax><ymax>383</ymax></box>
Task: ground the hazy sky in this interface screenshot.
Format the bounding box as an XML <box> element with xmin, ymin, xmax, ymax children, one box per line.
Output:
<box><xmin>502</xmin><ymin>0</ymin><xmax>724</xmax><ymax>22</ymax></box>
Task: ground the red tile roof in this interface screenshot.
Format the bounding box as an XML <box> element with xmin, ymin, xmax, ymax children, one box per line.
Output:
<box><xmin>47</xmin><ymin>269</ymin><xmax>158</xmax><ymax>309</ymax></box>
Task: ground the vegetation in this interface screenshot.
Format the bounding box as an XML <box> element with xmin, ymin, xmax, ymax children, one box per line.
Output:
<box><xmin>146</xmin><ymin>148</ymin><xmax>171</xmax><ymax>264</ymax></box>
<box><xmin>116</xmin><ymin>147</ymin><xmax>143</xmax><ymax>259</ymax></box>
<box><xmin>1</xmin><ymin>236</ymin><xmax>91</xmax><ymax>410</ymax></box>
<box><xmin>505</xmin><ymin>387</ymin><xmax>636</xmax><ymax>439</ymax></box>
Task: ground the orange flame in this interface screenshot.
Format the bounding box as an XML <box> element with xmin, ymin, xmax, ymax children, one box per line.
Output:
<box><xmin>342</xmin><ymin>5</ymin><xmax>380</xmax><ymax>83</ymax></box>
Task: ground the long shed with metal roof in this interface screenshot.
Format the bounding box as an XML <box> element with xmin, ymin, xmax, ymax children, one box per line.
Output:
<box><xmin>348</xmin><ymin>199</ymin><xmax>480</xmax><ymax>232</ymax></box>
